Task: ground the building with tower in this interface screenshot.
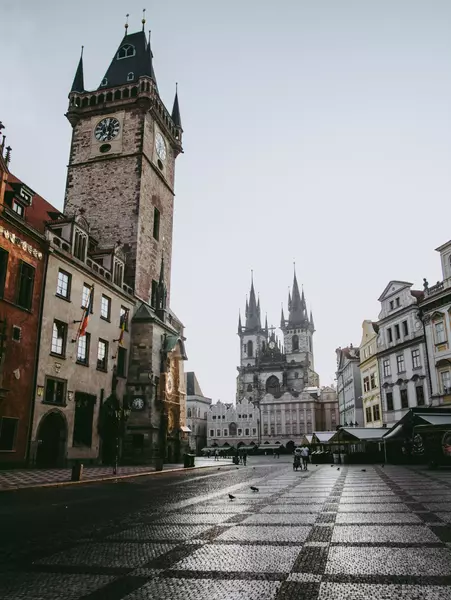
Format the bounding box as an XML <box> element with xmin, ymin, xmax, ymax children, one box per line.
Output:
<box><xmin>54</xmin><ymin>18</ymin><xmax>187</xmax><ymax>465</ymax></box>
<box><xmin>236</xmin><ymin>270</ymin><xmax>338</xmax><ymax>449</ymax></box>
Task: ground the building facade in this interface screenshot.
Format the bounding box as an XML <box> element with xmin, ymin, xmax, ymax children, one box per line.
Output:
<box><xmin>420</xmin><ymin>241</ymin><xmax>451</xmax><ymax>406</ymax></box>
<box><xmin>185</xmin><ymin>372</ymin><xmax>211</xmax><ymax>454</ymax></box>
<box><xmin>336</xmin><ymin>345</ymin><xmax>363</xmax><ymax>426</ymax></box>
<box><xmin>377</xmin><ymin>281</ymin><xmax>429</xmax><ymax>426</ymax></box>
<box><xmin>207</xmin><ymin>399</ymin><xmax>259</xmax><ymax>449</ymax></box>
<box><xmin>0</xmin><ymin>163</ymin><xmax>58</xmax><ymax>465</ymax></box>
<box><xmin>30</xmin><ymin>213</ymin><xmax>135</xmax><ymax>467</ymax></box>
<box><xmin>359</xmin><ymin>320</ymin><xmax>382</xmax><ymax>427</ymax></box>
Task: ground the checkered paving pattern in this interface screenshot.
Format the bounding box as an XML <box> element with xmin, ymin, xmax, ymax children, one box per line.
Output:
<box><xmin>2</xmin><ymin>464</ymin><xmax>451</xmax><ymax>599</ymax></box>
<box><xmin>0</xmin><ymin>459</ymin><xmax>231</xmax><ymax>490</ymax></box>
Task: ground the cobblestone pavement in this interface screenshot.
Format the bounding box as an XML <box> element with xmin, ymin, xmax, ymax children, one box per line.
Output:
<box><xmin>1</xmin><ymin>461</ymin><xmax>451</xmax><ymax>599</ymax></box>
<box><xmin>0</xmin><ymin>458</ymin><xmax>232</xmax><ymax>490</ymax></box>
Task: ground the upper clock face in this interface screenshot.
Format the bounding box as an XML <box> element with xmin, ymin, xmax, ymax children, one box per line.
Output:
<box><xmin>95</xmin><ymin>118</ymin><xmax>120</xmax><ymax>142</ymax></box>
<box><xmin>132</xmin><ymin>397</ymin><xmax>144</xmax><ymax>410</ymax></box>
<box><xmin>269</xmin><ymin>341</ymin><xmax>276</xmax><ymax>350</ymax></box>
<box><xmin>155</xmin><ymin>132</ymin><xmax>167</xmax><ymax>161</ymax></box>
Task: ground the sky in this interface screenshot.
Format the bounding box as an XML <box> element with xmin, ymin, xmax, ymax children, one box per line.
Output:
<box><xmin>2</xmin><ymin>0</ymin><xmax>451</xmax><ymax>403</ymax></box>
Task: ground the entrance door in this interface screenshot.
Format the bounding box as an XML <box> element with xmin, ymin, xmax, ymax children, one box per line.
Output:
<box><xmin>36</xmin><ymin>412</ymin><xmax>66</xmax><ymax>467</ymax></box>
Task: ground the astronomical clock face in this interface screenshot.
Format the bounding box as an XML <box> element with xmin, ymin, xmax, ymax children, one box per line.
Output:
<box><xmin>166</xmin><ymin>372</ymin><xmax>174</xmax><ymax>396</ymax></box>
<box><xmin>269</xmin><ymin>341</ymin><xmax>276</xmax><ymax>350</ymax></box>
<box><xmin>95</xmin><ymin>117</ymin><xmax>120</xmax><ymax>142</ymax></box>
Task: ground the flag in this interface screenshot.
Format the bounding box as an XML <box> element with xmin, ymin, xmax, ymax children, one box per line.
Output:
<box><xmin>79</xmin><ymin>286</ymin><xmax>93</xmax><ymax>338</ymax></box>
<box><xmin>118</xmin><ymin>308</ymin><xmax>128</xmax><ymax>346</ymax></box>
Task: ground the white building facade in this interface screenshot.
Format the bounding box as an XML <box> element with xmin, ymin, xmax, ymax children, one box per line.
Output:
<box><xmin>207</xmin><ymin>399</ymin><xmax>259</xmax><ymax>448</ymax></box>
<box><xmin>377</xmin><ymin>280</ymin><xmax>430</xmax><ymax>426</ymax></box>
<box><xmin>336</xmin><ymin>346</ymin><xmax>363</xmax><ymax>426</ymax></box>
<box><xmin>185</xmin><ymin>372</ymin><xmax>211</xmax><ymax>454</ymax></box>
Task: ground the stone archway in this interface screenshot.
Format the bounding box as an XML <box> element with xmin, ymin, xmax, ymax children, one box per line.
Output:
<box><xmin>36</xmin><ymin>411</ymin><xmax>67</xmax><ymax>467</ymax></box>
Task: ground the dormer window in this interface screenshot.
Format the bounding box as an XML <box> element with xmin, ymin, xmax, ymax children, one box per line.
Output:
<box><xmin>127</xmin><ymin>72</ymin><xmax>134</xmax><ymax>81</ymax></box>
<box><xmin>101</xmin><ymin>78</ymin><xmax>108</xmax><ymax>87</ymax></box>
<box><xmin>117</xmin><ymin>44</ymin><xmax>135</xmax><ymax>60</ymax></box>
<box><xmin>12</xmin><ymin>200</ymin><xmax>24</xmax><ymax>217</ymax></box>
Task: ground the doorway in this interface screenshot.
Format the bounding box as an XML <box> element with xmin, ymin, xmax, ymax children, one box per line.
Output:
<box><xmin>36</xmin><ymin>411</ymin><xmax>67</xmax><ymax>467</ymax></box>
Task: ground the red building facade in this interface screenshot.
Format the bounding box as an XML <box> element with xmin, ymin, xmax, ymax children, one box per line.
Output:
<box><xmin>0</xmin><ymin>142</ymin><xmax>60</xmax><ymax>465</ymax></box>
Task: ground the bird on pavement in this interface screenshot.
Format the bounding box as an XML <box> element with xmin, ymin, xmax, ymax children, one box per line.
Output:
<box><xmin>330</xmin><ymin>465</ymin><xmax>334</xmax><ymax>467</ymax></box>
<box><xmin>250</xmin><ymin>486</ymin><xmax>259</xmax><ymax>492</ymax></box>
<box><xmin>315</xmin><ymin>465</ymin><xmax>318</xmax><ymax>467</ymax></box>
<box><xmin>381</xmin><ymin>464</ymin><xmax>385</xmax><ymax>468</ymax></box>
<box><xmin>361</xmin><ymin>469</ymin><xmax>366</xmax><ymax>472</ymax></box>
<box><xmin>228</xmin><ymin>494</ymin><xmax>236</xmax><ymax>500</ymax></box>
<box><xmin>337</xmin><ymin>467</ymin><xmax>340</xmax><ymax>471</ymax></box>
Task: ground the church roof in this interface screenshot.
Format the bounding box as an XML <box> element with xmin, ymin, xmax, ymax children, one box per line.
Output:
<box><xmin>288</xmin><ymin>270</ymin><xmax>308</xmax><ymax>328</ymax></box>
<box><xmin>99</xmin><ymin>30</ymin><xmax>157</xmax><ymax>89</ymax></box>
<box><xmin>245</xmin><ymin>277</ymin><xmax>261</xmax><ymax>331</ymax></box>
<box><xmin>70</xmin><ymin>52</ymin><xmax>85</xmax><ymax>93</ymax></box>
<box><xmin>171</xmin><ymin>86</ymin><xmax>182</xmax><ymax>129</ymax></box>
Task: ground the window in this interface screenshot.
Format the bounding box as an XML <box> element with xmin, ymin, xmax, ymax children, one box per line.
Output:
<box><xmin>117</xmin><ymin>44</ymin><xmax>135</xmax><ymax>59</ymax></box>
<box><xmin>252</xmin><ymin>428</ymin><xmax>257</xmax><ymax>435</ymax></box>
<box><xmin>435</xmin><ymin>321</ymin><xmax>446</xmax><ymax>344</ymax></box>
<box><xmin>223</xmin><ymin>429</ymin><xmax>228</xmax><ymax>436</ymax></box>
<box><xmin>292</xmin><ymin>334</ymin><xmax>299</xmax><ymax>351</ymax></box>
<box><xmin>386</xmin><ymin>392</ymin><xmax>394</xmax><ymax>411</ymax></box>
<box><xmin>245</xmin><ymin>428</ymin><xmax>250</xmax><ymax>436</ymax></box>
<box><xmin>74</xmin><ymin>230</ymin><xmax>87</xmax><ymax>261</ymax></box>
<box><xmin>0</xmin><ymin>417</ymin><xmax>18</xmax><ymax>451</ymax></box>
<box><xmin>294</xmin><ymin>372</ymin><xmax>299</xmax><ymax>379</ymax></box>
<box><xmin>187</xmin><ymin>408</ymin><xmax>192</xmax><ymax>418</ymax></box>
<box><xmin>113</xmin><ymin>261</ymin><xmax>123</xmax><ymax>286</ymax></box>
<box><xmin>263</xmin><ymin>425</ymin><xmax>268</xmax><ymax>435</ymax></box>
<box><xmin>383</xmin><ymin>359</ymin><xmax>391</xmax><ymax>377</ymax></box>
<box><xmin>153</xmin><ymin>207</ymin><xmax>160</xmax><ymax>240</ymax></box>
<box><xmin>365</xmin><ymin>406</ymin><xmax>372</xmax><ymax>422</ymax></box>
<box><xmin>82</xmin><ymin>284</ymin><xmax>93</xmax><ymax>311</ymax></box>
<box><xmin>51</xmin><ymin>321</ymin><xmax>67</xmax><ymax>356</ymax></box>
<box><xmin>397</xmin><ymin>354</ymin><xmax>405</xmax><ymax>373</ymax></box>
<box><xmin>363</xmin><ymin>377</ymin><xmax>370</xmax><ymax>392</ymax></box>
<box><xmin>97</xmin><ymin>339</ymin><xmax>108</xmax><ymax>371</ymax></box>
<box><xmin>403</xmin><ymin>321</ymin><xmax>409</xmax><ymax>336</ymax></box>
<box><xmin>387</xmin><ymin>328</ymin><xmax>393</xmax><ymax>343</ymax></box>
<box><xmin>210</xmin><ymin>429</ymin><xmax>214</xmax><ymax>437</ymax></box>
<box><xmin>0</xmin><ymin>248</ymin><xmax>8</xmax><ymax>298</ymax></box>
<box><xmin>395</xmin><ymin>324</ymin><xmax>400</xmax><ymax>340</ymax></box>
<box><xmin>76</xmin><ymin>332</ymin><xmax>90</xmax><ymax>365</ymax></box>
<box><xmin>56</xmin><ymin>269</ymin><xmax>71</xmax><ymax>299</ymax></box>
<box><xmin>396</xmin><ymin>297</ymin><xmax>400</xmax><ymax>307</ymax></box>
<box><xmin>216</xmin><ymin>429</ymin><xmax>221</xmax><ymax>436</ymax></box>
<box><xmin>44</xmin><ymin>377</ymin><xmax>66</xmax><ymax>405</ymax></box>
<box><xmin>416</xmin><ymin>385</ymin><xmax>425</xmax><ymax>406</ymax></box>
<box><xmin>100</xmin><ymin>295</ymin><xmax>111</xmax><ymax>320</ymax></box>
<box><xmin>246</xmin><ymin>341</ymin><xmax>254</xmax><ymax>357</ymax></box>
<box><xmin>12</xmin><ymin>200</ymin><xmax>24</xmax><ymax>217</ymax></box>
<box><xmin>117</xmin><ymin>347</ymin><xmax>127</xmax><ymax>377</ymax></box>
<box><xmin>441</xmin><ymin>370</ymin><xmax>451</xmax><ymax>394</ymax></box>
<box><xmin>12</xmin><ymin>326</ymin><xmax>21</xmax><ymax>341</ymax></box>
<box><xmin>370</xmin><ymin>373</ymin><xmax>377</xmax><ymax>389</ymax></box>
<box><xmin>389</xmin><ymin>300</ymin><xmax>394</xmax><ymax>310</ymax></box>
<box><xmin>73</xmin><ymin>392</ymin><xmax>95</xmax><ymax>447</ymax></box>
<box><xmin>127</xmin><ymin>71</ymin><xmax>134</xmax><ymax>81</ymax></box>
<box><xmin>400</xmin><ymin>389</ymin><xmax>408</xmax><ymax>409</ymax></box>
<box><xmin>17</xmin><ymin>261</ymin><xmax>35</xmax><ymax>310</ymax></box>
<box><xmin>151</xmin><ymin>279</ymin><xmax>158</xmax><ymax>308</ymax></box>
<box><xmin>266</xmin><ymin>375</ymin><xmax>280</xmax><ymax>395</ymax></box>
<box><xmin>412</xmin><ymin>348</ymin><xmax>421</xmax><ymax>369</ymax></box>
<box><xmin>373</xmin><ymin>404</ymin><xmax>381</xmax><ymax>421</ymax></box>
<box><xmin>119</xmin><ymin>306</ymin><xmax>129</xmax><ymax>332</ymax></box>
<box><xmin>212</xmin><ymin>415</ymin><xmax>216</xmax><ymax>420</ymax></box>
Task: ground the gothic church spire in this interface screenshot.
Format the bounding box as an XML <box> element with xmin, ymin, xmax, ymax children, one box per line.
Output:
<box><xmin>70</xmin><ymin>47</ymin><xmax>85</xmax><ymax>93</ymax></box>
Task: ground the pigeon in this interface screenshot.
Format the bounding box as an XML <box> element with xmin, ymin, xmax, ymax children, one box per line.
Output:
<box><xmin>381</xmin><ymin>464</ymin><xmax>385</xmax><ymax>468</ymax></box>
<box><xmin>250</xmin><ymin>486</ymin><xmax>259</xmax><ymax>492</ymax></box>
<box><xmin>217</xmin><ymin>468</ymin><xmax>220</xmax><ymax>470</ymax></box>
<box><xmin>228</xmin><ymin>494</ymin><xmax>236</xmax><ymax>500</ymax></box>
<box><xmin>315</xmin><ymin>465</ymin><xmax>318</xmax><ymax>467</ymax></box>
<box><xmin>337</xmin><ymin>467</ymin><xmax>340</xmax><ymax>471</ymax></box>
<box><xmin>330</xmin><ymin>465</ymin><xmax>334</xmax><ymax>467</ymax></box>
<box><xmin>361</xmin><ymin>469</ymin><xmax>366</xmax><ymax>472</ymax></box>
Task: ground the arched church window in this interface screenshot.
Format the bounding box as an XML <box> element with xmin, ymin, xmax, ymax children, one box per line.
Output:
<box><xmin>127</xmin><ymin>72</ymin><xmax>134</xmax><ymax>81</ymax></box>
<box><xmin>247</xmin><ymin>383</ymin><xmax>253</xmax><ymax>392</ymax></box>
<box><xmin>229</xmin><ymin>422</ymin><xmax>237</xmax><ymax>436</ymax></box>
<box><xmin>117</xmin><ymin>44</ymin><xmax>135</xmax><ymax>60</ymax></box>
<box><xmin>247</xmin><ymin>340</ymin><xmax>253</xmax><ymax>357</ymax></box>
<box><xmin>187</xmin><ymin>408</ymin><xmax>192</xmax><ymax>418</ymax></box>
<box><xmin>292</xmin><ymin>335</ymin><xmax>299</xmax><ymax>351</ymax></box>
<box><xmin>266</xmin><ymin>375</ymin><xmax>280</xmax><ymax>396</ymax></box>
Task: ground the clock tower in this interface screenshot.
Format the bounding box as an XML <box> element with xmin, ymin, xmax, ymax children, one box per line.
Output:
<box><xmin>64</xmin><ymin>25</ymin><xmax>182</xmax><ymax>303</ymax></box>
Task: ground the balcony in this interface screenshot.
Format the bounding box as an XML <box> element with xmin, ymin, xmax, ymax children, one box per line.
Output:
<box><xmin>424</xmin><ymin>278</ymin><xmax>451</xmax><ymax>298</ymax></box>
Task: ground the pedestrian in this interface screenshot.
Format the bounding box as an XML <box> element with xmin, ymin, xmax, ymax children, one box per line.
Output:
<box><xmin>243</xmin><ymin>451</ymin><xmax>247</xmax><ymax>466</ymax></box>
<box><xmin>214</xmin><ymin>449</ymin><xmax>219</xmax><ymax>461</ymax></box>
<box><xmin>300</xmin><ymin>445</ymin><xmax>309</xmax><ymax>470</ymax></box>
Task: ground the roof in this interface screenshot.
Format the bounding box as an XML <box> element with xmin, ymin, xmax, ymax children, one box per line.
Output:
<box><xmin>410</xmin><ymin>290</ymin><xmax>424</xmax><ymax>300</ymax></box>
<box><xmin>186</xmin><ymin>372</ymin><xmax>204</xmax><ymax>396</ymax></box>
<box><xmin>313</xmin><ymin>432</ymin><xmax>336</xmax><ymax>443</ymax></box>
<box><xmin>171</xmin><ymin>88</ymin><xmax>182</xmax><ymax>129</ymax></box>
<box><xmin>100</xmin><ymin>30</ymin><xmax>156</xmax><ymax>89</ymax></box>
<box><xmin>378</xmin><ymin>280</ymin><xmax>413</xmax><ymax>302</ymax></box>
<box><xmin>415</xmin><ymin>413</ymin><xmax>451</xmax><ymax>426</ymax></box>
<box><xmin>330</xmin><ymin>427</ymin><xmax>386</xmax><ymax>443</ymax></box>
<box><xmin>288</xmin><ymin>269</ymin><xmax>309</xmax><ymax>328</ymax></box>
<box><xmin>6</xmin><ymin>173</ymin><xmax>61</xmax><ymax>234</ymax></box>
<box><xmin>71</xmin><ymin>54</ymin><xmax>84</xmax><ymax>93</ymax></box>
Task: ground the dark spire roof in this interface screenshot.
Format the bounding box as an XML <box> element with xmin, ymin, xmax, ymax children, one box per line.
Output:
<box><xmin>171</xmin><ymin>84</ymin><xmax>182</xmax><ymax>129</ymax></box>
<box><xmin>288</xmin><ymin>268</ymin><xmax>309</xmax><ymax>328</ymax></box>
<box><xmin>99</xmin><ymin>30</ymin><xmax>157</xmax><ymax>89</ymax></box>
<box><xmin>280</xmin><ymin>305</ymin><xmax>285</xmax><ymax>328</ymax></box>
<box><xmin>156</xmin><ymin>252</ymin><xmax>167</xmax><ymax>316</ymax></box>
<box><xmin>245</xmin><ymin>275</ymin><xmax>260</xmax><ymax>331</ymax></box>
<box><xmin>70</xmin><ymin>48</ymin><xmax>85</xmax><ymax>93</ymax></box>
<box><xmin>310</xmin><ymin>309</ymin><xmax>315</xmax><ymax>331</ymax></box>
<box><xmin>238</xmin><ymin>312</ymin><xmax>242</xmax><ymax>334</ymax></box>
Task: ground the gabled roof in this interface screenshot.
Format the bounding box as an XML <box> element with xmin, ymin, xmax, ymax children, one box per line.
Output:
<box><xmin>6</xmin><ymin>173</ymin><xmax>61</xmax><ymax>233</ymax></box>
<box><xmin>186</xmin><ymin>372</ymin><xmax>204</xmax><ymax>396</ymax></box>
<box><xmin>378</xmin><ymin>280</ymin><xmax>413</xmax><ymax>302</ymax></box>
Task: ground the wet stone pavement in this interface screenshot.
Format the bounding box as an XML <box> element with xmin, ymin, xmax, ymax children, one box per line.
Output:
<box><xmin>1</xmin><ymin>461</ymin><xmax>451</xmax><ymax>599</ymax></box>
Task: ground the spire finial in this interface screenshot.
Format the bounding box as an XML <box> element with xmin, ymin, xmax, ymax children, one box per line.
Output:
<box><xmin>142</xmin><ymin>8</ymin><xmax>146</xmax><ymax>30</ymax></box>
<box><xmin>125</xmin><ymin>13</ymin><xmax>129</xmax><ymax>34</ymax></box>
<box><xmin>81</xmin><ymin>45</ymin><xmax>84</xmax><ymax>58</ymax></box>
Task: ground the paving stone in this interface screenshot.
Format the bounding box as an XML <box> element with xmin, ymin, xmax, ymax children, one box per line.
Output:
<box><xmin>153</xmin><ymin>514</ymin><xmax>233</xmax><ymax>525</ymax></box>
<box><xmin>216</xmin><ymin>525</ymin><xmax>312</xmax><ymax>543</ymax></box>
<box><xmin>335</xmin><ymin>512</ymin><xmax>421</xmax><ymax>524</ymax></box>
<box><xmin>173</xmin><ymin>543</ymin><xmax>301</xmax><ymax>573</ymax></box>
<box><xmin>0</xmin><ymin>573</ymin><xmax>115</xmax><ymax>599</ymax></box>
<box><xmin>326</xmin><ymin>547</ymin><xmax>451</xmax><ymax>575</ymax></box>
<box><xmin>108</xmin><ymin>525</ymin><xmax>211</xmax><ymax>541</ymax></box>
<box><xmin>338</xmin><ymin>503</ymin><xmax>408</xmax><ymax>513</ymax></box>
<box><xmin>331</xmin><ymin>525</ymin><xmax>441</xmax><ymax>544</ymax></box>
<box><xmin>242</xmin><ymin>513</ymin><xmax>317</xmax><ymax>525</ymax></box>
<box><xmin>318</xmin><ymin>583</ymin><xmax>451</xmax><ymax>599</ymax></box>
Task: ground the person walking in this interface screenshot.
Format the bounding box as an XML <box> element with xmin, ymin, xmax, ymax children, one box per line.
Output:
<box><xmin>214</xmin><ymin>449</ymin><xmax>219</xmax><ymax>461</ymax></box>
<box><xmin>300</xmin><ymin>445</ymin><xmax>310</xmax><ymax>470</ymax></box>
<box><xmin>243</xmin><ymin>451</ymin><xmax>247</xmax><ymax>466</ymax></box>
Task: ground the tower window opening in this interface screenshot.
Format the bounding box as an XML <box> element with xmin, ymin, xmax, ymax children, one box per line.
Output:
<box><xmin>127</xmin><ymin>72</ymin><xmax>134</xmax><ymax>81</ymax></box>
<box><xmin>247</xmin><ymin>340</ymin><xmax>253</xmax><ymax>357</ymax></box>
<box><xmin>266</xmin><ymin>375</ymin><xmax>280</xmax><ymax>396</ymax></box>
<box><xmin>292</xmin><ymin>334</ymin><xmax>299</xmax><ymax>351</ymax></box>
<box><xmin>101</xmin><ymin>78</ymin><xmax>108</xmax><ymax>87</ymax></box>
<box><xmin>117</xmin><ymin>44</ymin><xmax>135</xmax><ymax>60</ymax></box>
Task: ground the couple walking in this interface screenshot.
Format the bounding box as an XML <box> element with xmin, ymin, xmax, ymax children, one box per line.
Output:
<box><xmin>294</xmin><ymin>445</ymin><xmax>310</xmax><ymax>471</ymax></box>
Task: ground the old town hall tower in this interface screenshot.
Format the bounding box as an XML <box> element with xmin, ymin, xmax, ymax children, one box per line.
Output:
<box><xmin>64</xmin><ymin>22</ymin><xmax>182</xmax><ymax>303</ymax></box>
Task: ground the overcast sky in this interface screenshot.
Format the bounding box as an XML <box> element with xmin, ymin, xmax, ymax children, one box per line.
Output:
<box><xmin>2</xmin><ymin>0</ymin><xmax>451</xmax><ymax>402</ymax></box>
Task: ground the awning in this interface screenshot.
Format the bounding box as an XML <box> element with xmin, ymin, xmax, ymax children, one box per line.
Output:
<box><xmin>383</xmin><ymin>424</ymin><xmax>403</xmax><ymax>440</ymax></box>
<box><xmin>261</xmin><ymin>444</ymin><xmax>284</xmax><ymax>450</ymax></box>
<box><xmin>416</xmin><ymin>414</ymin><xmax>451</xmax><ymax>426</ymax></box>
<box><xmin>237</xmin><ymin>445</ymin><xmax>258</xmax><ymax>451</ymax></box>
<box><xmin>329</xmin><ymin>427</ymin><xmax>386</xmax><ymax>444</ymax></box>
<box><xmin>180</xmin><ymin>426</ymin><xmax>191</xmax><ymax>433</ymax></box>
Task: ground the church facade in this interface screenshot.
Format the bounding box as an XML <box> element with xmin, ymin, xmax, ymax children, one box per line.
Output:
<box><xmin>236</xmin><ymin>272</ymin><xmax>338</xmax><ymax>448</ymax></box>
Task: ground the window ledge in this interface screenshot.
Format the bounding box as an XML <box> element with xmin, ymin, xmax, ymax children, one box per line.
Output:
<box><xmin>412</xmin><ymin>366</ymin><xmax>423</xmax><ymax>371</ymax></box>
<box><xmin>50</xmin><ymin>352</ymin><xmax>66</xmax><ymax>360</ymax></box>
<box><xmin>100</xmin><ymin>316</ymin><xmax>111</xmax><ymax>323</ymax></box>
<box><xmin>96</xmin><ymin>367</ymin><xmax>108</xmax><ymax>373</ymax></box>
<box><xmin>55</xmin><ymin>294</ymin><xmax>71</xmax><ymax>303</ymax></box>
<box><xmin>41</xmin><ymin>401</ymin><xmax>67</xmax><ymax>407</ymax></box>
<box><xmin>76</xmin><ymin>361</ymin><xmax>89</xmax><ymax>367</ymax></box>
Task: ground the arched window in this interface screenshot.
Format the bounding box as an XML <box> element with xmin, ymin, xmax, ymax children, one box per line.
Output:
<box><xmin>292</xmin><ymin>334</ymin><xmax>299</xmax><ymax>351</ymax></box>
<box><xmin>117</xmin><ymin>44</ymin><xmax>135</xmax><ymax>60</ymax></box>
<box><xmin>247</xmin><ymin>340</ymin><xmax>253</xmax><ymax>357</ymax></box>
<box><xmin>245</xmin><ymin>428</ymin><xmax>250</xmax><ymax>436</ymax></box>
<box><xmin>266</xmin><ymin>375</ymin><xmax>280</xmax><ymax>396</ymax></box>
<box><xmin>187</xmin><ymin>408</ymin><xmax>192</xmax><ymax>418</ymax></box>
<box><xmin>229</xmin><ymin>422</ymin><xmax>237</xmax><ymax>436</ymax></box>
<box><xmin>247</xmin><ymin>383</ymin><xmax>253</xmax><ymax>392</ymax></box>
<box><xmin>127</xmin><ymin>72</ymin><xmax>134</xmax><ymax>81</ymax></box>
